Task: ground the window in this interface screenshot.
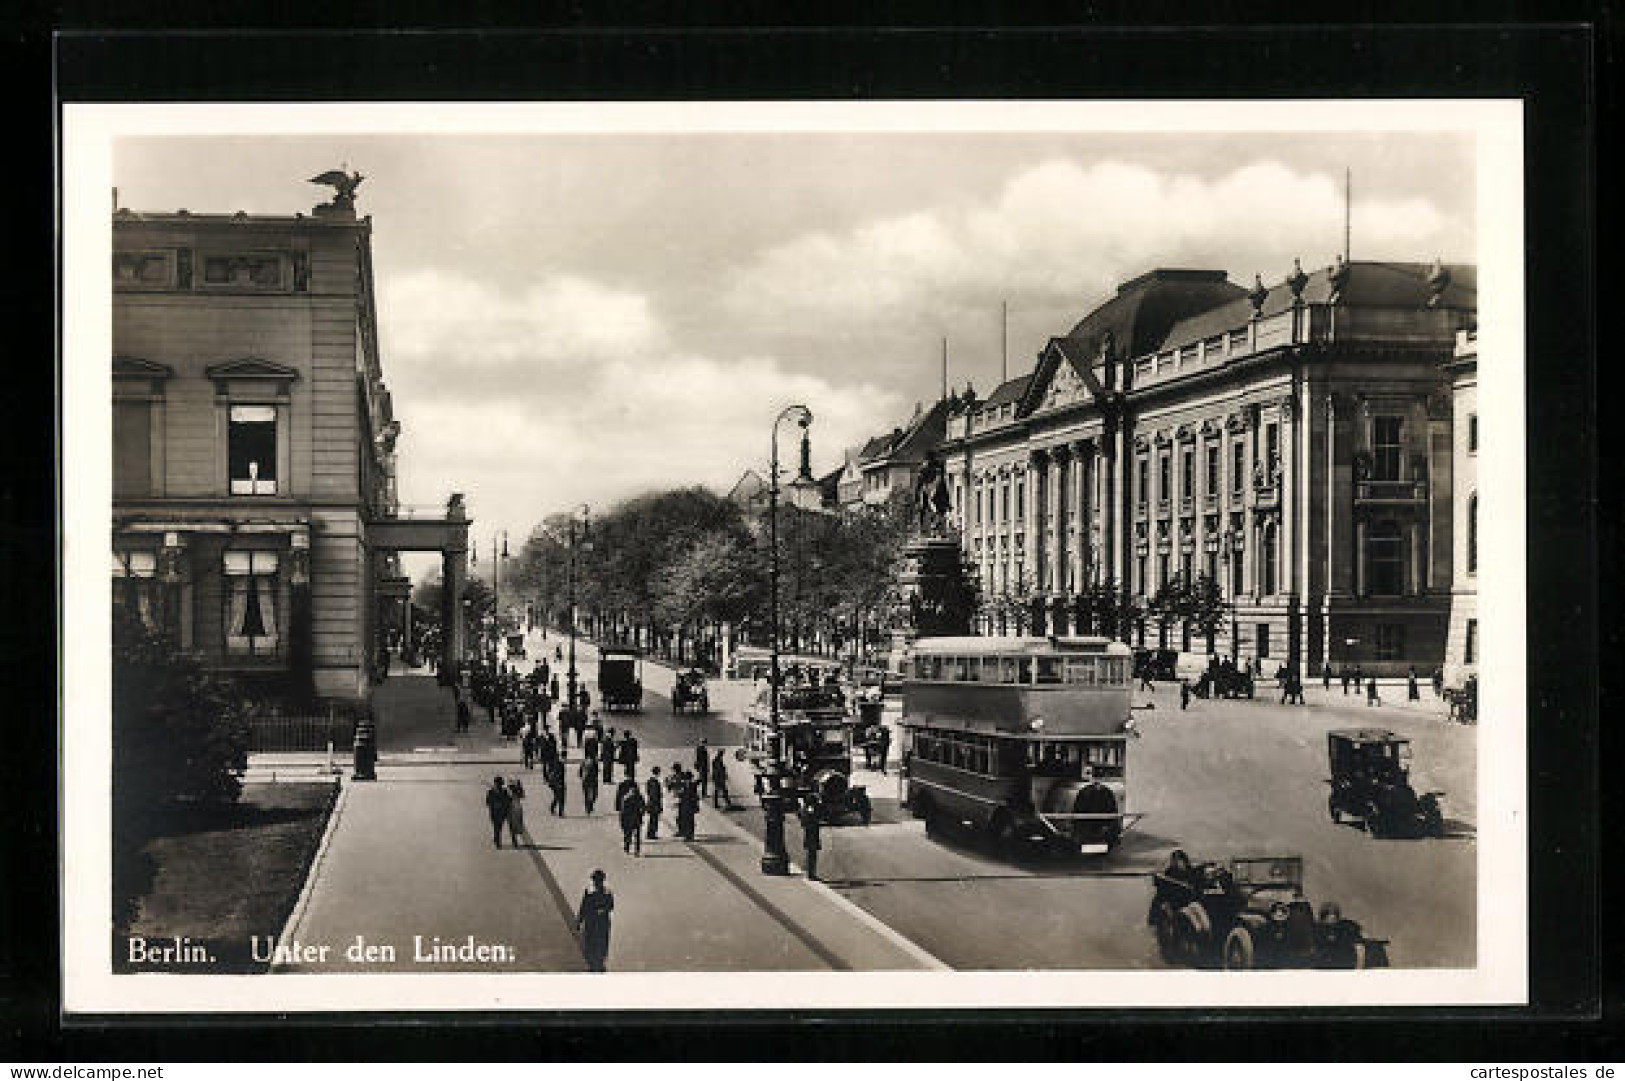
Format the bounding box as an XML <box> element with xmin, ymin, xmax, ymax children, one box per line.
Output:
<box><xmin>1205</xmin><ymin>445</ymin><xmax>1219</xmax><ymax>500</ymax></box>
<box><xmin>1265</xmin><ymin>423</ymin><xmax>1280</xmax><ymax>482</ymax></box>
<box><xmin>1158</xmin><ymin>552</ymin><xmax>1170</xmax><ymax>589</ymax></box>
<box><xmin>1137</xmin><ymin>459</ymin><xmax>1150</xmax><ymax>509</ymax></box>
<box><xmin>112</xmin><ymin>550</ymin><xmax>159</xmax><ymax>631</ymax></box>
<box><xmin>1001</xmin><ymin>483</ymin><xmax>1010</xmax><ymax>522</ymax></box>
<box><xmin>228</xmin><ymin>405</ymin><xmax>278</xmax><ymax>495</ymax></box>
<box><xmin>1367</xmin><ymin>520</ymin><xmax>1404</xmax><ymax>595</ymax></box>
<box><xmin>1467</xmin><ymin>493</ymin><xmax>1478</xmax><ymax>575</ymax></box>
<box><xmin>1158</xmin><ymin>454</ymin><xmax>1171</xmax><ymax>506</ymax></box>
<box><xmin>1230</xmin><ymin>545</ymin><xmax>1245</xmax><ymax>595</ymax></box>
<box><xmin>1261</xmin><ymin>521</ymin><xmax>1278</xmax><ymax>595</ymax></box>
<box><xmin>1181</xmin><ymin>447</ymin><xmax>1194</xmax><ymax>503</ymax></box>
<box><xmin>1036</xmin><ymin>657</ymin><xmax>1064</xmax><ymax>685</ymax></box>
<box><xmin>1136</xmin><ymin>554</ymin><xmax>1147</xmax><ymax>596</ymax></box>
<box><xmin>1376</xmin><ymin>623</ymin><xmax>1405</xmax><ymax>661</ymax></box>
<box><xmin>1257</xmin><ymin>623</ymin><xmax>1270</xmax><ymax>659</ymax></box>
<box><xmin>1180</xmin><ymin>551</ymin><xmax>1194</xmax><ymax>584</ymax></box>
<box><xmin>1372</xmin><ymin>416</ymin><xmax>1403</xmax><ymax>481</ymax></box>
<box><xmin>113</xmin><ymin>400</ymin><xmax>152</xmax><ymax>497</ymax></box>
<box><xmin>975</xmin><ymin>487</ymin><xmax>984</xmax><ymax>525</ymax></box>
<box><xmin>1015</xmin><ymin>480</ymin><xmax>1025</xmax><ymax>521</ymax></box>
<box><xmin>224</xmin><ymin>550</ymin><xmax>280</xmax><ymax>656</ymax></box>
<box><xmin>1065</xmin><ymin>657</ymin><xmax>1096</xmax><ymax>685</ymax></box>
<box><xmin>1232</xmin><ymin>441</ymin><xmax>1245</xmax><ymax>496</ymax></box>
<box><xmin>1464</xmin><ymin>619</ymin><xmax>1477</xmax><ymax>664</ymax></box>
<box><xmin>1468</xmin><ymin>413</ymin><xmax>1478</xmax><ymax>454</ymax></box>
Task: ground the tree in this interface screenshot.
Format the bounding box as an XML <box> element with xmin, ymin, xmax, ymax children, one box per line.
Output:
<box><xmin>1185</xmin><ymin>573</ymin><xmax>1228</xmax><ymax>654</ymax></box>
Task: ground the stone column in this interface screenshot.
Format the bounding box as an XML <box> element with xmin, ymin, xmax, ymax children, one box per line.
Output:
<box><xmin>443</xmin><ymin>546</ymin><xmax>468</xmax><ymax>674</ymax></box>
<box><xmin>1354</xmin><ymin>517</ymin><xmax>1368</xmax><ymax>597</ymax></box>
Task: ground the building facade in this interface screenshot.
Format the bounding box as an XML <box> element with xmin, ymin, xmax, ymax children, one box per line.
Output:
<box><xmin>942</xmin><ymin>259</ymin><xmax>1476</xmax><ymax>676</ymax></box>
<box><xmin>111</xmin><ymin>187</ymin><xmax>468</xmax><ymax>704</ymax></box>
<box><xmin>1441</xmin><ymin>328</ymin><xmax>1479</xmax><ymax>687</ymax></box>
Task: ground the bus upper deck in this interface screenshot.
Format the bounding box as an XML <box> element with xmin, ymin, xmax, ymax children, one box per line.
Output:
<box><xmin>903</xmin><ymin>636</ymin><xmax>1134</xmax><ymax>738</ymax></box>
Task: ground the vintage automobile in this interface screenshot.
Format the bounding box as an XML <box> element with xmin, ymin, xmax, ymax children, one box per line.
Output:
<box><xmin>597</xmin><ymin>647</ymin><xmax>644</xmax><ymax>713</ymax></box>
<box><xmin>1147</xmin><ymin>852</ymin><xmax>1390</xmax><ymax>970</ymax></box>
<box><xmin>1326</xmin><ymin>728</ymin><xmax>1445</xmax><ymax>838</ymax></box>
<box><xmin>745</xmin><ymin>683</ymin><xmax>872</xmax><ymax>825</ymax></box>
<box><xmin>505</xmin><ymin>632</ymin><xmax>526</xmax><ymax>660</ymax></box>
<box><xmin>670</xmin><ymin>668</ymin><xmax>710</xmax><ymax>714</ymax></box>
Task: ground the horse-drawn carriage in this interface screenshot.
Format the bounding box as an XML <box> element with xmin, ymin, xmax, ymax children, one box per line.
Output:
<box><xmin>597</xmin><ymin>647</ymin><xmax>644</xmax><ymax>713</ymax></box>
<box><xmin>671</xmin><ymin>668</ymin><xmax>710</xmax><ymax>714</ymax></box>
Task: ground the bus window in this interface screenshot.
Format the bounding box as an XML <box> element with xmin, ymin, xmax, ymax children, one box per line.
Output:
<box><xmin>1016</xmin><ymin>657</ymin><xmax>1034</xmax><ymax>684</ymax></box>
<box><xmin>998</xmin><ymin>657</ymin><xmax>1021</xmax><ymax>683</ymax></box>
<box><xmin>962</xmin><ymin>657</ymin><xmax>980</xmax><ymax>682</ymax></box>
<box><xmin>950</xmin><ymin>657</ymin><xmax>971</xmax><ymax>681</ymax></box>
<box><xmin>1066</xmin><ymin>658</ymin><xmax>1095</xmax><ymax>685</ymax></box>
<box><xmin>983</xmin><ymin>656</ymin><xmax>1001</xmax><ymax>682</ymax></box>
<box><xmin>1037</xmin><ymin>657</ymin><xmax>1064</xmax><ymax>684</ymax></box>
<box><xmin>927</xmin><ymin>656</ymin><xmax>944</xmax><ymax>681</ymax></box>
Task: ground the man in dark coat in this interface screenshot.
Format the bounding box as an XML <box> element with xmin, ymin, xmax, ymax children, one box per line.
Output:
<box><xmin>484</xmin><ymin>777</ymin><xmax>511</xmax><ymax>848</ymax></box>
<box><xmin>644</xmin><ymin>768</ymin><xmax>664</xmax><ymax>839</ymax></box>
<box><xmin>546</xmin><ymin>755</ymin><xmax>567</xmax><ymax>816</ymax></box>
<box><xmin>799</xmin><ymin>799</ymin><xmax>823</xmax><ymax>880</ymax></box>
<box><xmin>455</xmin><ymin>698</ymin><xmax>471</xmax><ymax>733</ymax></box>
<box><xmin>1180</xmin><ymin>679</ymin><xmax>1192</xmax><ymax>710</ymax></box>
<box><xmin>693</xmin><ymin>739</ymin><xmax>710</xmax><ymax>798</ymax></box>
<box><xmin>579</xmin><ymin>755</ymin><xmax>600</xmax><ymax>814</ymax></box>
<box><xmin>576</xmin><ymin>869</ymin><xmax>614</xmax><ymax>973</ymax></box>
<box><xmin>675</xmin><ymin>769</ymin><xmax>699</xmax><ymax>841</ymax></box>
<box><xmin>617</xmin><ymin>781</ymin><xmax>645</xmax><ymax>855</ymax></box>
<box><xmin>875</xmin><ymin>724</ymin><xmax>892</xmax><ymax>774</ymax></box>
<box><xmin>711</xmin><ymin>749</ymin><xmax>734</xmax><ymax>809</ymax></box>
<box><xmin>620</xmin><ymin>732</ymin><xmax>641</xmax><ymax>781</ymax></box>
<box><xmin>600</xmin><ymin>725</ymin><xmax>618</xmax><ymax>777</ymax></box>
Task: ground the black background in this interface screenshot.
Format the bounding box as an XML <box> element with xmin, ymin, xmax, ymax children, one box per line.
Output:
<box><xmin>5</xmin><ymin>6</ymin><xmax>1613</xmax><ymax>1062</ymax></box>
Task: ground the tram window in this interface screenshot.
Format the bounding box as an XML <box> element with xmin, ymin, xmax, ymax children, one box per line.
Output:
<box><xmin>1037</xmin><ymin>657</ymin><xmax>1064</xmax><ymax>684</ymax></box>
<box><xmin>1017</xmin><ymin>658</ymin><xmax>1033</xmax><ymax>684</ymax></box>
<box><xmin>998</xmin><ymin>657</ymin><xmax>1021</xmax><ymax>683</ymax></box>
<box><xmin>1066</xmin><ymin>658</ymin><xmax>1095</xmax><ymax>685</ymax></box>
<box><xmin>983</xmin><ymin>657</ymin><xmax>1001</xmax><ymax>681</ymax></box>
<box><xmin>951</xmin><ymin>656</ymin><xmax>972</xmax><ymax>681</ymax></box>
<box><xmin>962</xmin><ymin>658</ymin><xmax>980</xmax><ymax>682</ymax></box>
<box><xmin>927</xmin><ymin>656</ymin><xmax>943</xmax><ymax>680</ymax></box>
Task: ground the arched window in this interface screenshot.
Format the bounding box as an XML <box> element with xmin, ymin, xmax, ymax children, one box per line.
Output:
<box><xmin>1368</xmin><ymin>520</ymin><xmax>1404</xmax><ymax>596</ymax></box>
<box><xmin>1468</xmin><ymin>492</ymin><xmax>1478</xmax><ymax>575</ymax></box>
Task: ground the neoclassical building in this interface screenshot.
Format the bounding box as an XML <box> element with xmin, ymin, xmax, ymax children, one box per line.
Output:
<box><xmin>1441</xmin><ymin>328</ymin><xmax>1479</xmax><ymax>687</ymax></box>
<box><xmin>111</xmin><ymin>183</ymin><xmax>469</xmax><ymax>703</ymax></box>
<box><xmin>942</xmin><ymin>259</ymin><xmax>1476</xmax><ymax>676</ymax></box>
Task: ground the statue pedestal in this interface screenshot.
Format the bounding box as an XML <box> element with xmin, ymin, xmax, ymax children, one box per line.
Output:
<box><xmin>886</xmin><ymin>535</ymin><xmax>976</xmax><ymax>677</ymax></box>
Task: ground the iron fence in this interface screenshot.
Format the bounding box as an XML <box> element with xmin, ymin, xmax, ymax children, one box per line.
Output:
<box><xmin>248</xmin><ymin>711</ymin><xmax>357</xmax><ymax>753</ymax></box>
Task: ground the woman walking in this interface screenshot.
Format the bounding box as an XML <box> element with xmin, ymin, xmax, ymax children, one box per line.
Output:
<box><xmin>505</xmin><ymin>777</ymin><xmax>528</xmax><ymax>846</ymax></box>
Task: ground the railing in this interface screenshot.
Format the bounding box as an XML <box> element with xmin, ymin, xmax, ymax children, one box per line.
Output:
<box><xmin>248</xmin><ymin>711</ymin><xmax>357</xmax><ymax>753</ymax></box>
<box><xmin>1355</xmin><ymin>479</ymin><xmax>1428</xmax><ymax>502</ymax></box>
<box><xmin>382</xmin><ymin>503</ymin><xmax>463</xmax><ymax>521</ymax></box>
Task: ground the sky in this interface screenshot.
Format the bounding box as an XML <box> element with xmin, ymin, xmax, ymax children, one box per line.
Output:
<box><xmin>113</xmin><ymin>126</ymin><xmax>1476</xmax><ymax>576</ymax></box>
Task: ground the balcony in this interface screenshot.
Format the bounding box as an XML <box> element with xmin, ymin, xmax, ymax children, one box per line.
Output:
<box><xmin>1355</xmin><ymin>479</ymin><xmax>1428</xmax><ymax>504</ymax></box>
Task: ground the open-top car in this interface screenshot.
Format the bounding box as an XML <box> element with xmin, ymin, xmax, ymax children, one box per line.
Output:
<box><xmin>1148</xmin><ymin>852</ymin><xmax>1389</xmax><ymax>970</ymax></box>
<box><xmin>670</xmin><ymin>668</ymin><xmax>710</xmax><ymax>714</ymax></box>
<box><xmin>597</xmin><ymin>646</ymin><xmax>644</xmax><ymax>713</ymax></box>
<box><xmin>1327</xmin><ymin>728</ymin><xmax>1445</xmax><ymax>838</ymax></box>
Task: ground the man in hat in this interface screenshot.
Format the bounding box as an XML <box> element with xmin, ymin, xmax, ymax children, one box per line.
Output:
<box><xmin>693</xmin><ymin>738</ymin><xmax>710</xmax><ymax>799</ymax></box>
<box><xmin>616</xmin><ymin>777</ymin><xmax>645</xmax><ymax>856</ymax></box>
<box><xmin>576</xmin><ymin>870</ymin><xmax>615</xmax><ymax>973</ymax></box>
<box><xmin>484</xmin><ymin>776</ymin><xmax>511</xmax><ymax>848</ymax></box>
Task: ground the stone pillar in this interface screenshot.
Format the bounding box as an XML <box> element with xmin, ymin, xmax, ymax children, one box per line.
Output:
<box><xmin>1355</xmin><ymin>517</ymin><xmax>1368</xmax><ymax>597</ymax></box>
<box><xmin>1022</xmin><ymin>456</ymin><xmax>1040</xmax><ymax>598</ymax></box>
<box><xmin>443</xmin><ymin>546</ymin><xmax>468</xmax><ymax>674</ymax></box>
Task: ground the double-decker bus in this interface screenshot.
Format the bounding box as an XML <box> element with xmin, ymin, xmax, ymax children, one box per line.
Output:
<box><xmin>901</xmin><ymin>635</ymin><xmax>1138</xmax><ymax>855</ymax></box>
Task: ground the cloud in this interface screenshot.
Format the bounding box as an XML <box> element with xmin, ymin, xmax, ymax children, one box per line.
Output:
<box><xmin>381</xmin><ymin>270</ymin><xmax>905</xmax><ymax>546</ymax></box>
<box><xmin>720</xmin><ymin>158</ymin><xmax>1470</xmax><ymax>379</ymax></box>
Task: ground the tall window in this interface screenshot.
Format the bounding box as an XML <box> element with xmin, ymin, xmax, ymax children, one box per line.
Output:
<box><xmin>1367</xmin><ymin>520</ymin><xmax>1404</xmax><ymax>595</ymax></box>
<box><xmin>113</xmin><ymin>401</ymin><xmax>152</xmax><ymax>497</ymax></box>
<box><xmin>1372</xmin><ymin>416</ymin><xmax>1403</xmax><ymax>481</ymax></box>
<box><xmin>1136</xmin><ymin>554</ymin><xmax>1147</xmax><ymax>596</ymax></box>
<box><xmin>1465</xmin><ymin>619</ymin><xmax>1477</xmax><ymax>664</ymax></box>
<box><xmin>1261</xmin><ymin>521</ymin><xmax>1278</xmax><ymax>595</ymax></box>
<box><xmin>1257</xmin><ymin>623</ymin><xmax>1271</xmax><ymax>659</ymax></box>
<box><xmin>1468</xmin><ymin>413</ymin><xmax>1478</xmax><ymax>454</ymax></box>
<box><xmin>1231</xmin><ymin>440</ymin><xmax>1245</xmax><ymax>496</ymax></box>
<box><xmin>1181</xmin><ymin>447</ymin><xmax>1194</xmax><ymax>503</ymax></box>
<box><xmin>1158</xmin><ymin>453</ymin><xmax>1171</xmax><ymax>506</ymax></box>
<box><xmin>224</xmin><ymin>550</ymin><xmax>280</xmax><ymax>656</ymax></box>
<box><xmin>1376</xmin><ymin>623</ymin><xmax>1405</xmax><ymax>661</ymax></box>
<box><xmin>975</xmin><ymin>485</ymin><xmax>983</xmax><ymax>525</ymax></box>
<box><xmin>228</xmin><ymin>405</ymin><xmax>278</xmax><ymax>495</ymax></box>
<box><xmin>1137</xmin><ymin>458</ymin><xmax>1149</xmax><ymax>510</ymax></box>
<box><xmin>1265</xmin><ymin>423</ymin><xmax>1280</xmax><ymax>482</ymax></box>
<box><xmin>1467</xmin><ymin>493</ymin><xmax>1478</xmax><ymax>574</ymax></box>
<box><xmin>1015</xmin><ymin>479</ymin><xmax>1025</xmax><ymax>522</ymax></box>
<box><xmin>1001</xmin><ymin>482</ymin><xmax>1010</xmax><ymax>522</ymax></box>
<box><xmin>1230</xmin><ymin>547</ymin><xmax>1244</xmax><ymax>595</ymax></box>
<box><xmin>112</xmin><ymin>550</ymin><xmax>158</xmax><ymax>631</ymax></box>
<box><xmin>1180</xmin><ymin>551</ymin><xmax>1193</xmax><ymax>583</ymax></box>
<box><xmin>1205</xmin><ymin>445</ymin><xmax>1219</xmax><ymax>500</ymax></box>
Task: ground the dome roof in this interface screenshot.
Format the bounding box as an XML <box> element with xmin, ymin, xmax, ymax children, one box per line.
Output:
<box><xmin>1064</xmin><ymin>268</ymin><xmax>1247</xmax><ymax>361</ymax></box>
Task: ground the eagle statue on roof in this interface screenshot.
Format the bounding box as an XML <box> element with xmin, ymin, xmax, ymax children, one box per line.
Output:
<box><xmin>308</xmin><ymin>168</ymin><xmax>365</xmax><ymax>210</ymax></box>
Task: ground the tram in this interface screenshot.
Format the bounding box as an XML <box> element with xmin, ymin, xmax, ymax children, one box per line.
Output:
<box><xmin>901</xmin><ymin>636</ymin><xmax>1139</xmax><ymax>855</ymax></box>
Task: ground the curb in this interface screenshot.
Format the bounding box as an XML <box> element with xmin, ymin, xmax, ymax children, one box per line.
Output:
<box><xmin>269</xmin><ymin>776</ymin><xmax>350</xmax><ymax>973</ymax></box>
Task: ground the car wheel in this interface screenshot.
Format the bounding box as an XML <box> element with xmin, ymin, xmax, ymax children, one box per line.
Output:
<box><xmin>1152</xmin><ymin>901</ymin><xmax>1181</xmax><ymax>964</ymax></box>
<box><xmin>1222</xmin><ymin>926</ymin><xmax>1256</xmax><ymax>971</ymax></box>
<box><xmin>990</xmin><ymin>809</ymin><xmax>1019</xmax><ymax>858</ymax></box>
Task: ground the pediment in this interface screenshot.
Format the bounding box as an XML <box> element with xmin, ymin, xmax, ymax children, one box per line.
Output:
<box><xmin>112</xmin><ymin>355</ymin><xmax>174</xmax><ymax>379</ymax></box>
<box><xmin>205</xmin><ymin>357</ymin><xmax>301</xmax><ymax>383</ymax></box>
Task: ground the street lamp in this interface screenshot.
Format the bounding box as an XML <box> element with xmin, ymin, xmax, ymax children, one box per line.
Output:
<box><xmin>762</xmin><ymin>403</ymin><xmax>812</xmax><ymax>876</ymax></box>
<box><xmin>566</xmin><ymin>505</ymin><xmax>592</xmax><ymax>723</ymax></box>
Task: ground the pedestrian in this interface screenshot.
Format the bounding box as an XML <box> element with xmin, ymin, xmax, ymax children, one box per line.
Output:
<box><xmin>1367</xmin><ymin>676</ymin><xmax>1381</xmax><ymax>707</ymax></box>
<box><xmin>549</xmin><ymin>675</ymin><xmax>561</xmax><ymax>701</ymax></box>
<box><xmin>484</xmin><ymin>776</ymin><xmax>511</xmax><ymax>849</ymax></box>
<box><xmin>799</xmin><ymin>799</ymin><xmax>822</xmax><ymax>880</ymax></box>
<box><xmin>506</xmin><ymin>777</ymin><xmax>527</xmax><ymax>846</ymax></box>
<box><xmin>601</xmin><ymin>724</ymin><xmax>617</xmax><ymax>778</ymax></box>
<box><xmin>1323</xmin><ymin>664</ymin><xmax>1332</xmax><ymax>692</ymax></box>
<box><xmin>620</xmin><ymin>732</ymin><xmax>641</xmax><ymax>781</ymax></box>
<box><xmin>1180</xmin><ymin>679</ymin><xmax>1191</xmax><ymax>710</ymax></box>
<box><xmin>1340</xmin><ymin>666</ymin><xmax>1351</xmax><ymax>695</ymax></box>
<box><xmin>644</xmin><ymin>768</ymin><xmax>664</xmax><ymax>839</ymax></box>
<box><xmin>555</xmin><ymin>644</ymin><xmax>563</xmax><ymax>663</ymax></box>
<box><xmin>1139</xmin><ymin>665</ymin><xmax>1156</xmax><ymax>693</ymax></box>
<box><xmin>617</xmin><ymin>778</ymin><xmax>645</xmax><ymax>856</ymax></box>
<box><xmin>579</xmin><ymin>755</ymin><xmax>600</xmax><ymax>814</ymax></box>
<box><xmin>875</xmin><ymin>723</ymin><xmax>892</xmax><ymax>775</ymax></box>
<box><xmin>547</xmin><ymin>755</ymin><xmax>567</xmax><ymax>816</ymax></box>
<box><xmin>711</xmin><ymin>749</ymin><xmax>734</xmax><ymax>809</ymax></box>
<box><xmin>576</xmin><ymin>869</ymin><xmax>614</xmax><ymax>973</ymax></box>
<box><xmin>693</xmin><ymin>738</ymin><xmax>710</xmax><ymax>798</ymax></box>
<box><xmin>676</xmin><ymin>770</ymin><xmax>699</xmax><ymax>841</ymax></box>
<box><xmin>456</xmin><ymin>697</ymin><xmax>471</xmax><ymax>733</ymax></box>
<box><xmin>1432</xmin><ymin>667</ymin><xmax>1445</xmax><ymax>698</ymax></box>
<box><xmin>583</xmin><ymin>722</ymin><xmax>601</xmax><ymax>765</ymax></box>
<box><xmin>1407</xmin><ymin>666</ymin><xmax>1420</xmax><ymax>702</ymax></box>
<box><xmin>521</xmin><ymin>723</ymin><xmax>538</xmax><ymax>770</ymax></box>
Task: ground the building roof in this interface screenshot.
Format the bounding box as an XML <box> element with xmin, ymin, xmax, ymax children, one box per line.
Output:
<box><xmin>1153</xmin><ymin>260</ymin><xmax>1477</xmax><ymax>354</ymax></box>
<box><xmin>858</xmin><ymin>397</ymin><xmax>956</xmax><ymax>466</ymax></box>
<box><xmin>981</xmin><ymin>373</ymin><xmax>1033</xmax><ymax>409</ymax></box>
<box><xmin>726</xmin><ymin>469</ymin><xmax>768</xmax><ymax>504</ymax></box>
<box><xmin>1064</xmin><ymin>268</ymin><xmax>1248</xmax><ymax>362</ymax></box>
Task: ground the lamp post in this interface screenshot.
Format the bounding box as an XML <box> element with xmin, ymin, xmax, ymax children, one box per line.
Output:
<box><xmin>566</xmin><ymin>505</ymin><xmax>591</xmax><ymax>723</ymax></box>
<box><xmin>762</xmin><ymin>403</ymin><xmax>812</xmax><ymax>876</ymax></box>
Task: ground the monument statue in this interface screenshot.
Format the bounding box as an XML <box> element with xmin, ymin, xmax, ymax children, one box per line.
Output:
<box><xmin>308</xmin><ymin>168</ymin><xmax>366</xmax><ymax>211</ymax></box>
<box><xmin>914</xmin><ymin>450</ymin><xmax>953</xmax><ymax>535</ymax></box>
